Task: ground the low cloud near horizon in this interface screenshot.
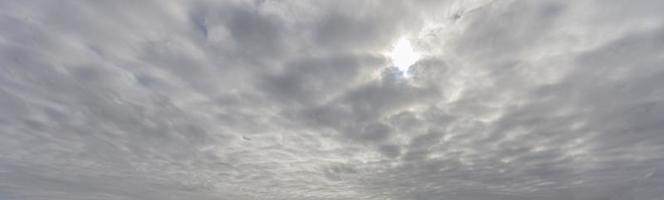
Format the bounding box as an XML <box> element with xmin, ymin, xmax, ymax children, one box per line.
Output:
<box><xmin>1</xmin><ymin>0</ymin><xmax>664</xmax><ymax>199</ymax></box>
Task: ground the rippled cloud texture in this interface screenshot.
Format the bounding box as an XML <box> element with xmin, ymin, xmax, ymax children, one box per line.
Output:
<box><xmin>2</xmin><ymin>0</ymin><xmax>664</xmax><ymax>199</ymax></box>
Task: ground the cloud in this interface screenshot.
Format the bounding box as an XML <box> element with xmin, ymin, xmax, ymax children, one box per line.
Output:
<box><xmin>1</xmin><ymin>0</ymin><xmax>664</xmax><ymax>199</ymax></box>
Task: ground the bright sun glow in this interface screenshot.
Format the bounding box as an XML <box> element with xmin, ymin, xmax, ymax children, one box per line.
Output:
<box><xmin>389</xmin><ymin>37</ymin><xmax>419</xmax><ymax>75</ymax></box>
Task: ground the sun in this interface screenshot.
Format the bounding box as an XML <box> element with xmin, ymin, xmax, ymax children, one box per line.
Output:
<box><xmin>389</xmin><ymin>37</ymin><xmax>420</xmax><ymax>76</ymax></box>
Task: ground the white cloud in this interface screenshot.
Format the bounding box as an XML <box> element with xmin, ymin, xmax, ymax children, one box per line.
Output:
<box><xmin>1</xmin><ymin>0</ymin><xmax>664</xmax><ymax>199</ymax></box>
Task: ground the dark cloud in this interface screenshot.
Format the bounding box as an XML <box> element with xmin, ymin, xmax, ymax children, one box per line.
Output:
<box><xmin>2</xmin><ymin>0</ymin><xmax>664</xmax><ymax>199</ymax></box>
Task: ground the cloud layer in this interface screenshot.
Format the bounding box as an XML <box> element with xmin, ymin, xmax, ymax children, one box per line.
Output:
<box><xmin>1</xmin><ymin>0</ymin><xmax>664</xmax><ymax>199</ymax></box>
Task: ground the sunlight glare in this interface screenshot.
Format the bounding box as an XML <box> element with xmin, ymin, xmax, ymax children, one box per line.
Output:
<box><xmin>389</xmin><ymin>37</ymin><xmax>419</xmax><ymax>76</ymax></box>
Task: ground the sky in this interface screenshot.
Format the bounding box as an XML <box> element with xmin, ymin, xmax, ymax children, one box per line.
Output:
<box><xmin>1</xmin><ymin>0</ymin><xmax>664</xmax><ymax>199</ymax></box>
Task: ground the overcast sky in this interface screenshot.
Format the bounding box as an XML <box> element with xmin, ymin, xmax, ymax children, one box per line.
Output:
<box><xmin>1</xmin><ymin>0</ymin><xmax>664</xmax><ymax>199</ymax></box>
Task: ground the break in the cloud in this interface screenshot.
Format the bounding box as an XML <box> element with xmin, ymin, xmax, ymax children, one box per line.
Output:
<box><xmin>1</xmin><ymin>0</ymin><xmax>664</xmax><ymax>199</ymax></box>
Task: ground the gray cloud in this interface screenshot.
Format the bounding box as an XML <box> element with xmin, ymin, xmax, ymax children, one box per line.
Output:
<box><xmin>2</xmin><ymin>0</ymin><xmax>664</xmax><ymax>199</ymax></box>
